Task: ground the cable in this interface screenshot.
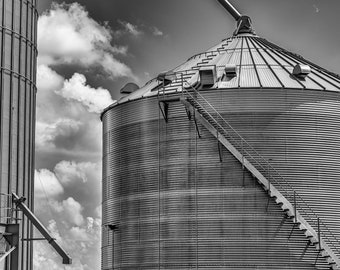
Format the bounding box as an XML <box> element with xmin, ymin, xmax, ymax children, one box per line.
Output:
<box><xmin>36</xmin><ymin>171</ymin><xmax>55</xmax><ymax>223</ymax></box>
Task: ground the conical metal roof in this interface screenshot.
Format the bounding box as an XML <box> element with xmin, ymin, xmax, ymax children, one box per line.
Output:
<box><xmin>115</xmin><ymin>32</ymin><xmax>340</xmax><ymax>105</ymax></box>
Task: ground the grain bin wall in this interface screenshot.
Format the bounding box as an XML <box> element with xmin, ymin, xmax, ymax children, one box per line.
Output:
<box><xmin>0</xmin><ymin>0</ymin><xmax>38</xmax><ymax>269</ymax></box>
<box><xmin>101</xmin><ymin>87</ymin><xmax>340</xmax><ymax>269</ymax></box>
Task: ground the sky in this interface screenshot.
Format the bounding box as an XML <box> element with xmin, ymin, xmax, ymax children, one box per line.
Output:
<box><xmin>33</xmin><ymin>0</ymin><xmax>340</xmax><ymax>269</ymax></box>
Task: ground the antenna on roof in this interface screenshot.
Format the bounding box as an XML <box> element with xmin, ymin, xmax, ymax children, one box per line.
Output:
<box><xmin>216</xmin><ymin>0</ymin><xmax>255</xmax><ymax>36</ymax></box>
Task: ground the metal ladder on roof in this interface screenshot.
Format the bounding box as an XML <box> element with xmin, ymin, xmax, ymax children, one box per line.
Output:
<box><xmin>179</xmin><ymin>80</ymin><xmax>340</xmax><ymax>269</ymax></box>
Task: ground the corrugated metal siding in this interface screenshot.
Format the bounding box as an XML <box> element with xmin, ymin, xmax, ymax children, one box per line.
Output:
<box><xmin>102</xmin><ymin>93</ymin><xmax>335</xmax><ymax>269</ymax></box>
<box><xmin>200</xmin><ymin>89</ymin><xmax>340</xmax><ymax>256</ymax></box>
<box><xmin>257</xmin><ymin>65</ymin><xmax>281</xmax><ymax>87</ymax></box>
<box><xmin>106</xmin><ymin>35</ymin><xmax>340</xmax><ymax>107</ymax></box>
<box><xmin>239</xmin><ymin>66</ymin><xmax>260</xmax><ymax>88</ymax></box>
<box><xmin>0</xmin><ymin>0</ymin><xmax>37</xmax><ymax>269</ymax></box>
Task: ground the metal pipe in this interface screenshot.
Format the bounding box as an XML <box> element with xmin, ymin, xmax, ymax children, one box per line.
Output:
<box><xmin>216</xmin><ymin>0</ymin><xmax>242</xmax><ymax>21</ymax></box>
<box><xmin>12</xmin><ymin>193</ymin><xmax>72</xmax><ymax>264</ymax></box>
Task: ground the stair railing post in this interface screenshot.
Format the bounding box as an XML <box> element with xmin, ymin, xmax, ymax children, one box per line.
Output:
<box><xmin>241</xmin><ymin>139</ymin><xmax>245</xmax><ymax>187</ymax></box>
<box><xmin>267</xmin><ymin>159</ymin><xmax>271</xmax><ymax>195</ymax></box>
<box><xmin>318</xmin><ymin>217</ymin><xmax>321</xmax><ymax>251</ymax></box>
<box><xmin>294</xmin><ymin>191</ymin><xmax>297</xmax><ymax>223</ymax></box>
<box><xmin>162</xmin><ymin>77</ymin><xmax>165</xmax><ymax>100</ymax></box>
<box><xmin>181</xmin><ymin>73</ymin><xmax>184</xmax><ymax>99</ymax></box>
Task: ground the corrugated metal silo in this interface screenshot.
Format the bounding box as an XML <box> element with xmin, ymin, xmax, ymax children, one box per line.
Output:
<box><xmin>102</xmin><ymin>1</ymin><xmax>340</xmax><ymax>269</ymax></box>
<box><xmin>0</xmin><ymin>0</ymin><xmax>38</xmax><ymax>269</ymax></box>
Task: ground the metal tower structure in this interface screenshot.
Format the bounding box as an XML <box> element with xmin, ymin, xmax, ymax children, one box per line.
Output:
<box><xmin>0</xmin><ymin>0</ymin><xmax>38</xmax><ymax>268</ymax></box>
<box><xmin>0</xmin><ymin>0</ymin><xmax>71</xmax><ymax>268</ymax></box>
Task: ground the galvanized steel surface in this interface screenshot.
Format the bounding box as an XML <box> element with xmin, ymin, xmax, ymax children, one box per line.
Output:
<box><xmin>0</xmin><ymin>0</ymin><xmax>38</xmax><ymax>269</ymax></box>
<box><xmin>102</xmin><ymin>13</ymin><xmax>340</xmax><ymax>269</ymax></box>
<box><xmin>102</xmin><ymin>89</ymin><xmax>340</xmax><ymax>269</ymax></box>
<box><xmin>103</xmin><ymin>35</ymin><xmax>340</xmax><ymax>112</ymax></box>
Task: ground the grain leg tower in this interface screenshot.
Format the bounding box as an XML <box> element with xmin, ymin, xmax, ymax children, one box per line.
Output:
<box><xmin>0</xmin><ymin>0</ymin><xmax>38</xmax><ymax>269</ymax></box>
<box><xmin>102</xmin><ymin>1</ymin><xmax>340</xmax><ymax>269</ymax></box>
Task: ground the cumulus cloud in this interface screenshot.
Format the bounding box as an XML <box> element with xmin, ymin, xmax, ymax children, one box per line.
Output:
<box><xmin>118</xmin><ymin>20</ymin><xmax>143</xmax><ymax>36</ymax></box>
<box><xmin>57</xmin><ymin>73</ymin><xmax>115</xmax><ymax>113</ymax></box>
<box><xmin>54</xmin><ymin>160</ymin><xmax>100</xmax><ymax>186</ymax></box>
<box><xmin>36</xmin><ymin>119</ymin><xmax>82</xmax><ymax>150</ymax></box>
<box><xmin>34</xmin><ymin>216</ymin><xmax>101</xmax><ymax>270</ymax></box>
<box><xmin>36</xmin><ymin>65</ymin><xmax>108</xmax><ymax>162</ymax></box>
<box><xmin>152</xmin><ymin>26</ymin><xmax>163</xmax><ymax>36</ymax></box>
<box><xmin>62</xmin><ymin>197</ymin><xmax>85</xmax><ymax>226</ymax></box>
<box><xmin>34</xmin><ymin>2</ymin><xmax>117</xmax><ymax>269</ymax></box>
<box><xmin>34</xmin><ymin>161</ymin><xmax>101</xmax><ymax>222</ymax></box>
<box><xmin>35</xmin><ymin>169</ymin><xmax>64</xmax><ymax>199</ymax></box>
<box><xmin>34</xmin><ymin>173</ymin><xmax>101</xmax><ymax>269</ymax></box>
<box><xmin>38</xmin><ymin>2</ymin><xmax>133</xmax><ymax>78</ymax></box>
<box><xmin>37</xmin><ymin>64</ymin><xmax>64</xmax><ymax>92</ymax></box>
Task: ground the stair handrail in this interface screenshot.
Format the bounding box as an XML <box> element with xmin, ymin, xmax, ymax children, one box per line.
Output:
<box><xmin>178</xmin><ymin>74</ymin><xmax>340</xmax><ymax>255</ymax></box>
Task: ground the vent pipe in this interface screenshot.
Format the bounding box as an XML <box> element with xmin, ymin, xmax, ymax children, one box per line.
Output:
<box><xmin>216</xmin><ymin>0</ymin><xmax>255</xmax><ymax>35</ymax></box>
<box><xmin>216</xmin><ymin>0</ymin><xmax>241</xmax><ymax>21</ymax></box>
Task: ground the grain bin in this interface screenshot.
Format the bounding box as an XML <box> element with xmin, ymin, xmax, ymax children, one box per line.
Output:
<box><xmin>0</xmin><ymin>0</ymin><xmax>38</xmax><ymax>269</ymax></box>
<box><xmin>101</xmin><ymin>1</ymin><xmax>340</xmax><ymax>269</ymax></box>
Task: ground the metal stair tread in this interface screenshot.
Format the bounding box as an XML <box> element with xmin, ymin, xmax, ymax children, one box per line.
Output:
<box><xmin>181</xmin><ymin>94</ymin><xmax>340</xmax><ymax>268</ymax></box>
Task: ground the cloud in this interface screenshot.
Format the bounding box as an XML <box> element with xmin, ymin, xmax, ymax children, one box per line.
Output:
<box><xmin>33</xmin><ymin>216</ymin><xmax>101</xmax><ymax>270</ymax></box>
<box><xmin>35</xmin><ymin>2</ymin><xmax>114</xmax><ymax>269</ymax></box>
<box><xmin>35</xmin><ymin>161</ymin><xmax>101</xmax><ymax>219</ymax></box>
<box><xmin>38</xmin><ymin>2</ymin><xmax>133</xmax><ymax>78</ymax></box>
<box><xmin>57</xmin><ymin>73</ymin><xmax>115</xmax><ymax>113</ymax></box>
<box><xmin>35</xmin><ymin>169</ymin><xmax>64</xmax><ymax>199</ymax></box>
<box><xmin>36</xmin><ymin>65</ymin><xmax>106</xmax><ymax>162</ymax></box>
<box><xmin>118</xmin><ymin>20</ymin><xmax>143</xmax><ymax>36</ymax></box>
<box><xmin>37</xmin><ymin>64</ymin><xmax>64</xmax><ymax>92</ymax></box>
<box><xmin>34</xmin><ymin>180</ymin><xmax>100</xmax><ymax>269</ymax></box>
<box><xmin>36</xmin><ymin>119</ymin><xmax>83</xmax><ymax>150</ymax></box>
<box><xmin>152</xmin><ymin>26</ymin><xmax>163</xmax><ymax>36</ymax></box>
<box><xmin>313</xmin><ymin>4</ymin><xmax>320</xmax><ymax>13</ymax></box>
<box><xmin>35</xmin><ymin>65</ymin><xmax>103</xmax><ymax>267</ymax></box>
<box><xmin>61</xmin><ymin>197</ymin><xmax>85</xmax><ymax>226</ymax></box>
<box><xmin>54</xmin><ymin>160</ymin><xmax>100</xmax><ymax>186</ymax></box>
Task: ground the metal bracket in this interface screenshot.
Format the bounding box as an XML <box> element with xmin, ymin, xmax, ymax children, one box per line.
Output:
<box><xmin>158</xmin><ymin>101</ymin><xmax>169</xmax><ymax>123</ymax></box>
<box><xmin>184</xmin><ymin>106</ymin><xmax>192</xmax><ymax>120</ymax></box>
<box><xmin>158</xmin><ymin>97</ymin><xmax>181</xmax><ymax>123</ymax></box>
<box><xmin>265</xmin><ymin>197</ymin><xmax>271</xmax><ymax>212</ymax></box>
<box><xmin>242</xmin><ymin>154</ymin><xmax>245</xmax><ymax>187</ymax></box>
<box><xmin>193</xmin><ymin>113</ymin><xmax>201</xmax><ymax>138</ymax></box>
<box><xmin>217</xmin><ymin>135</ymin><xmax>223</xmax><ymax>162</ymax></box>
<box><xmin>4</xmin><ymin>224</ymin><xmax>19</xmax><ymax>247</ymax></box>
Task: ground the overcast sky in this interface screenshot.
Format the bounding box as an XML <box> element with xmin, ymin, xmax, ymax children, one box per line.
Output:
<box><xmin>34</xmin><ymin>1</ymin><xmax>340</xmax><ymax>269</ymax></box>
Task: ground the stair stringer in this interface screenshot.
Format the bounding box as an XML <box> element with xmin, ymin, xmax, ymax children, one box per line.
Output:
<box><xmin>181</xmin><ymin>98</ymin><xmax>340</xmax><ymax>270</ymax></box>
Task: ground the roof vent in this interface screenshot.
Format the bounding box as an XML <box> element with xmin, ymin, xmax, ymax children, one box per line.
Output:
<box><xmin>293</xmin><ymin>64</ymin><xmax>311</xmax><ymax>79</ymax></box>
<box><xmin>199</xmin><ymin>66</ymin><xmax>216</xmax><ymax>87</ymax></box>
<box><xmin>184</xmin><ymin>72</ymin><xmax>199</xmax><ymax>89</ymax></box>
<box><xmin>157</xmin><ymin>71</ymin><xmax>176</xmax><ymax>84</ymax></box>
<box><xmin>120</xmin><ymin>82</ymin><xmax>139</xmax><ymax>94</ymax></box>
<box><xmin>225</xmin><ymin>64</ymin><xmax>237</xmax><ymax>78</ymax></box>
